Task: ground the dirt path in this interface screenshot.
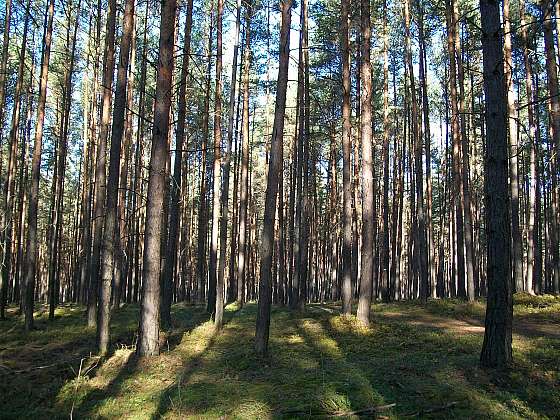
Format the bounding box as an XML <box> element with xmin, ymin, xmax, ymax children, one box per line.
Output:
<box><xmin>380</xmin><ymin>309</ymin><xmax>560</xmax><ymax>340</ymax></box>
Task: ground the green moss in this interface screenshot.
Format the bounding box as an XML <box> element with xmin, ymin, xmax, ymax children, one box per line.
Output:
<box><xmin>1</xmin><ymin>299</ymin><xmax>558</xmax><ymax>419</ymax></box>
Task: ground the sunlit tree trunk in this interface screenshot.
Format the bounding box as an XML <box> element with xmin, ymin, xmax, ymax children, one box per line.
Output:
<box><xmin>255</xmin><ymin>0</ymin><xmax>292</xmax><ymax>355</ymax></box>
<box><xmin>521</xmin><ymin>2</ymin><xmax>538</xmax><ymax>295</ymax></box>
<box><xmin>88</xmin><ymin>0</ymin><xmax>117</xmax><ymax>327</ymax></box>
<box><xmin>503</xmin><ymin>0</ymin><xmax>523</xmax><ymax>293</ymax></box>
<box><xmin>196</xmin><ymin>1</ymin><xmax>214</xmax><ymax>303</ymax></box>
<box><xmin>97</xmin><ymin>0</ymin><xmax>135</xmax><ymax>355</ymax></box>
<box><xmin>237</xmin><ymin>0</ymin><xmax>252</xmax><ymax>306</ymax></box>
<box><xmin>137</xmin><ymin>0</ymin><xmax>177</xmax><ymax>357</ymax></box>
<box><xmin>357</xmin><ymin>0</ymin><xmax>373</xmax><ymax>325</ymax></box>
<box><xmin>161</xmin><ymin>0</ymin><xmax>194</xmax><ymax>328</ymax></box>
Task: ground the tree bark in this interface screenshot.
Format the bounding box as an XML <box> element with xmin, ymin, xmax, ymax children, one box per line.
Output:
<box><xmin>137</xmin><ymin>0</ymin><xmax>177</xmax><ymax>357</ymax></box>
<box><xmin>340</xmin><ymin>0</ymin><xmax>352</xmax><ymax>315</ymax></box>
<box><xmin>97</xmin><ymin>0</ymin><xmax>135</xmax><ymax>355</ymax></box>
<box><xmin>356</xmin><ymin>0</ymin><xmax>374</xmax><ymax>325</ymax></box>
<box><xmin>237</xmin><ymin>0</ymin><xmax>252</xmax><ymax>306</ymax></box>
<box><xmin>22</xmin><ymin>0</ymin><xmax>55</xmax><ymax>331</ymax></box>
<box><xmin>88</xmin><ymin>0</ymin><xmax>117</xmax><ymax>327</ymax></box>
<box><xmin>255</xmin><ymin>0</ymin><xmax>292</xmax><ymax>355</ymax></box>
<box><xmin>161</xmin><ymin>0</ymin><xmax>194</xmax><ymax>329</ymax></box>
<box><xmin>479</xmin><ymin>0</ymin><xmax>513</xmax><ymax>368</ymax></box>
<box><xmin>503</xmin><ymin>0</ymin><xmax>523</xmax><ymax>293</ymax></box>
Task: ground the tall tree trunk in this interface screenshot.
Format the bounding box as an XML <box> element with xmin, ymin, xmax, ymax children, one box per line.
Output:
<box><xmin>446</xmin><ymin>0</ymin><xmax>465</xmax><ymax>298</ymax></box>
<box><xmin>299</xmin><ymin>0</ymin><xmax>310</xmax><ymax>309</ymax></box>
<box><xmin>340</xmin><ymin>0</ymin><xmax>352</xmax><ymax>315</ymax></box>
<box><xmin>161</xmin><ymin>0</ymin><xmax>194</xmax><ymax>328</ymax></box>
<box><xmin>0</xmin><ymin>0</ymin><xmax>12</xmax><ymax>155</ymax></box>
<box><xmin>97</xmin><ymin>0</ymin><xmax>135</xmax><ymax>355</ymax></box>
<box><xmin>522</xmin><ymin>2</ymin><xmax>538</xmax><ymax>295</ymax></box>
<box><xmin>0</xmin><ymin>0</ymin><xmax>30</xmax><ymax>319</ymax></box>
<box><xmin>209</xmin><ymin>0</ymin><xmax>224</xmax><ymax>325</ymax></box>
<box><xmin>356</xmin><ymin>0</ymin><xmax>373</xmax><ymax>325</ymax></box>
<box><xmin>503</xmin><ymin>0</ymin><xmax>523</xmax><ymax>293</ymax></box>
<box><xmin>479</xmin><ymin>0</ymin><xmax>513</xmax><ymax>368</ymax></box>
<box><xmin>254</xmin><ymin>0</ymin><xmax>292</xmax><ymax>355</ymax></box>
<box><xmin>196</xmin><ymin>2</ymin><xmax>214</xmax><ymax>304</ymax></box>
<box><xmin>405</xmin><ymin>0</ymin><xmax>428</xmax><ymax>301</ymax></box>
<box><xmin>137</xmin><ymin>0</ymin><xmax>177</xmax><ymax>357</ymax></box>
<box><xmin>452</xmin><ymin>0</ymin><xmax>475</xmax><ymax>301</ymax></box>
<box><xmin>22</xmin><ymin>0</ymin><xmax>55</xmax><ymax>331</ymax></box>
<box><xmin>237</xmin><ymin>0</ymin><xmax>252</xmax><ymax>306</ymax></box>
<box><xmin>542</xmin><ymin>0</ymin><xmax>560</xmax><ymax>295</ymax></box>
<box><xmin>226</xmin><ymin>0</ymin><xmax>243</xmax><ymax>305</ymax></box>
<box><xmin>216</xmin><ymin>0</ymin><xmax>241</xmax><ymax>322</ymax></box>
<box><xmin>418</xmin><ymin>2</ymin><xmax>435</xmax><ymax>299</ymax></box>
<box><xmin>88</xmin><ymin>0</ymin><xmax>117</xmax><ymax>327</ymax></box>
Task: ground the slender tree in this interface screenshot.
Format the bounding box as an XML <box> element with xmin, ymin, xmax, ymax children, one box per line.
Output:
<box><xmin>137</xmin><ymin>0</ymin><xmax>177</xmax><ymax>357</ymax></box>
<box><xmin>255</xmin><ymin>0</ymin><xmax>292</xmax><ymax>355</ymax></box>
<box><xmin>22</xmin><ymin>0</ymin><xmax>55</xmax><ymax>331</ymax></box>
<box><xmin>356</xmin><ymin>0</ymin><xmax>374</xmax><ymax>325</ymax></box>
<box><xmin>88</xmin><ymin>0</ymin><xmax>117</xmax><ymax>327</ymax></box>
<box><xmin>237</xmin><ymin>0</ymin><xmax>252</xmax><ymax>306</ymax></box>
<box><xmin>340</xmin><ymin>0</ymin><xmax>352</xmax><ymax>315</ymax></box>
<box><xmin>97</xmin><ymin>0</ymin><xmax>135</xmax><ymax>355</ymax></box>
<box><xmin>161</xmin><ymin>0</ymin><xmax>194</xmax><ymax>329</ymax></box>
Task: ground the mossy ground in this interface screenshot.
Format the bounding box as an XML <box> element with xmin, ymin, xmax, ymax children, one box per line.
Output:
<box><xmin>1</xmin><ymin>294</ymin><xmax>559</xmax><ymax>419</ymax></box>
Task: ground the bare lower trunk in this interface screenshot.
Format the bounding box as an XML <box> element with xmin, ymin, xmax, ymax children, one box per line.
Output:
<box><xmin>356</xmin><ymin>0</ymin><xmax>373</xmax><ymax>326</ymax></box>
<box><xmin>97</xmin><ymin>0</ymin><xmax>135</xmax><ymax>355</ymax></box>
<box><xmin>22</xmin><ymin>0</ymin><xmax>55</xmax><ymax>331</ymax></box>
<box><xmin>161</xmin><ymin>0</ymin><xmax>193</xmax><ymax>329</ymax></box>
<box><xmin>137</xmin><ymin>0</ymin><xmax>177</xmax><ymax>357</ymax></box>
<box><xmin>88</xmin><ymin>0</ymin><xmax>117</xmax><ymax>327</ymax></box>
<box><xmin>236</xmin><ymin>1</ymin><xmax>251</xmax><ymax>306</ymax></box>
<box><xmin>479</xmin><ymin>0</ymin><xmax>513</xmax><ymax>368</ymax></box>
<box><xmin>255</xmin><ymin>0</ymin><xmax>292</xmax><ymax>355</ymax></box>
<box><xmin>340</xmin><ymin>0</ymin><xmax>352</xmax><ymax>315</ymax></box>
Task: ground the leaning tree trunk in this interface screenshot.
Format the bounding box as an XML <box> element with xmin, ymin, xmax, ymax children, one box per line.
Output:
<box><xmin>137</xmin><ymin>0</ymin><xmax>177</xmax><ymax>357</ymax></box>
<box><xmin>479</xmin><ymin>0</ymin><xmax>513</xmax><ymax>368</ymax></box>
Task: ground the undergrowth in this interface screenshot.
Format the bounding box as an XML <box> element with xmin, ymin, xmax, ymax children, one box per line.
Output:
<box><xmin>0</xmin><ymin>296</ymin><xmax>558</xmax><ymax>419</ymax></box>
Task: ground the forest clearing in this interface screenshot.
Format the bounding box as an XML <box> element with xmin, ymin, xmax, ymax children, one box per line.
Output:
<box><xmin>1</xmin><ymin>295</ymin><xmax>559</xmax><ymax>418</ymax></box>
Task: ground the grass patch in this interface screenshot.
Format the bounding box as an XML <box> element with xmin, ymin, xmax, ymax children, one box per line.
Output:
<box><xmin>1</xmin><ymin>298</ymin><xmax>558</xmax><ymax>419</ymax></box>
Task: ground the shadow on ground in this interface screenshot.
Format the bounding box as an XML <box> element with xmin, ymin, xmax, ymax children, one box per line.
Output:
<box><xmin>2</xmin><ymin>297</ymin><xmax>559</xmax><ymax>419</ymax></box>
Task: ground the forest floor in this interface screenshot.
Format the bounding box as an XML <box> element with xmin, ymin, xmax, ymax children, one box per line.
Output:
<box><xmin>1</xmin><ymin>294</ymin><xmax>559</xmax><ymax>419</ymax></box>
